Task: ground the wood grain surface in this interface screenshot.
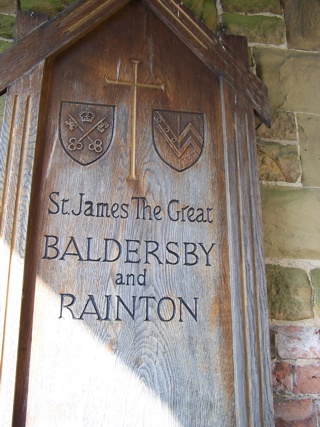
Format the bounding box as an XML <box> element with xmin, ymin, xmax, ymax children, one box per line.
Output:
<box><xmin>13</xmin><ymin>4</ymin><xmax>234</xmax><ymax>425</ymax></box>
<box><xmin>0</xmin><ymin>0</ymin><xmax>271</xmax><ymax>126</ymax></box>
<box><xmin>0</xmin><ymin>12</ymin><xmax>49</xmax><ymax>426</ymax></box>
<box><xmin>0</xmin><ymin>2</ymin><xmax>273</xmax><ymax>426</ymax></box>
<box><xmin>221</xmin><ymin>81</ymin><xmax>274</xmax><ymax>426</ymax></box>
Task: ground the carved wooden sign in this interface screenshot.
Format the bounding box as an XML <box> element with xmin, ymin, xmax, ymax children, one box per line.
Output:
<box><xmin>0</xmin><ymin>0</ymin><xmax>274</xmax><ymax>425</ymax></box>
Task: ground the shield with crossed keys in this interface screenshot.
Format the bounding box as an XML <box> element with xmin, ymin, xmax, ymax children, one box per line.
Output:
<box><xmin>59</xmin><ymin>101</ymin><xmax>115</xmax><ymax>165</ymax></box>
<box><xmin>152</xmin><ymin>110</ymin><xmax>204</xmax><ymax>172</ymax></box>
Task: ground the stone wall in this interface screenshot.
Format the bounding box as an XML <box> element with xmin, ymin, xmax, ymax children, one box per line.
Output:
<box><xmin>1</xmin><ymin>0</ymin><xmax>320</xmax><ymax>425</ymax></box>
<box><xmin>244</xmin><ymin>1</ymin><xmax>320</xmax><ymax>425</ymax></box>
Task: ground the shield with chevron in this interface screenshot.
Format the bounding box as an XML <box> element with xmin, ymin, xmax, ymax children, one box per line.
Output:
<box><xmin>152</xmin><ymin>110</ymin><xmax>204</xmax><ymax>172</ymax></box>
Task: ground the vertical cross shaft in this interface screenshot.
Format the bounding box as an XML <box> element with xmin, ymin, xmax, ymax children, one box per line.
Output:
<box><xmin>106</xmin><ymin>59</ymin><xmax>164</xmax><ymax>179</ymax></box>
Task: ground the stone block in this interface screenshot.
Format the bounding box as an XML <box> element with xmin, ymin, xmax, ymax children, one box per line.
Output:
<box><xmin>270</xmin><ymin>329</ymin><xmax>277</xmax><ymax>359</ymax></box>
<box><xmin>253</xmin><ymin>47</ymin><xmax>320</xmax><ymax>114</ymax></box>
<box><xmin>220</xmin><ymin>0</ymin><xmax>281</xmax><ymax>14</ymax></box>
<box><xmin>261</xmin><ymin>186</ymin><xmax>320</xmax><ymax>259</ymax></box>
<box><xmin>20</xmin><ymin>0</ymin><xmax>76</xmax><ymax>17</ymax></box>
<box><xmin>274</xmin><ymin>399</ymin><xmax>316</xmax><ymax>426</ymax></box>
<box><xmin>222</xmin><ymin>13</ymin><xmax>285</xmax><ymax>45</ymax></box>
<box><xmin>272</xmin><ymin>326</ymin><xmax>320</xmax><ymax>359</ymax></box>
<box><xmin>266</xmin><ymin>265</ymin><xmax>313</xmax><ymax>321</ymax></box>
<box><xmin>293</xmin><ymin>363</ymin><xmax>320</xmax><ymax>394</ymax></box>
<box><xmin>184</xmin><ymin>0</ymin><xmax>218</xmax><ymax>31</ymax></box>
<box><xmin>0</xmin><ymin>0</ymin><xmax>16</xmax><ymax>15</ymax></box>
<box><xmin>311</xmin><ymin>269</ymin><xmax>320</xmax><ymax>318</ymax></box>
<box><xmin>282</xmin><ymin>0</ymin><xmax>320</xmax><ymax>51</ymax></box>
<box><xmin>272</xmin><ymin>362</ymin><xmax>293</xmax><ymax>394</ymax></box>
<box><xmin>0</xmin><ymin>39</ymin><xmax>12</xmax><ymax>54</ymax></box>
<box><xmin>256</xmin><ymin>111</ymin><xmax>297</xmax><ymax>142</ymax></box>
<box><xmin>298</xmin><ymin>114</ymin><xmax>320</xmax><ymax>187</ymax></box>
<box><xmin>201</xmin><ymin>0</ymin><xmax>218</xmax><ymax>31</ymax></box>
<box><xmin>0</xmin><ymin>14</ymin><xmax>15</xmax><ymax>39</ymax></box>
<box><xmin>257</xmin><ymin>141</ymin><xmax>301</xmax><ymax>183</ymax></box>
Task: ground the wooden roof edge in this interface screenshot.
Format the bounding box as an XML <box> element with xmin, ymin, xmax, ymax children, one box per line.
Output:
<box><xmin>0</xmin><ymin>0</ymin><xmax>130</xmax><ymax>92</ymax></box>
<box><xmin>144</xmin><ymin>0</ymin><xmax>271</xmax><ymax>126</ymax></box>
<box><xmin>0</xmin><ymin>0</ymin><xmax>271</xmax><ymax>126</ymax></box>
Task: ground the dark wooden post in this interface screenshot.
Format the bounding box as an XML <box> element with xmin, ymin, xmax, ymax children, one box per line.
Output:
<box><xmin>0</xmin><ymin>12</ymin><xmax>49</xmax><ymax>424</ymax></box>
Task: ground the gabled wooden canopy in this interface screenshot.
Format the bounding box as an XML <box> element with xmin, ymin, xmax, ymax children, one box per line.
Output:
<box><xmin>0</xmin><ymin>0</ymin><xmax>271</xmax><ymax>126</ymax></box>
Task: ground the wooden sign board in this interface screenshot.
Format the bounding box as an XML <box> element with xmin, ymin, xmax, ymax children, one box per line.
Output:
<box><xmin>0</xmin><ymin>1</ymin><xmax>274</xmax><ymax>425</ymax></box>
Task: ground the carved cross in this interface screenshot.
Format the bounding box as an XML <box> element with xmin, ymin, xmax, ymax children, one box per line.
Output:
<box><xmin>105</xmin><ymin>59</ymin><xmax>164</xmax><ymax>179</ymax></box>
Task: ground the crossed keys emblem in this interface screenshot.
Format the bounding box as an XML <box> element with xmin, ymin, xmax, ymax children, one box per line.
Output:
<box><xmin>59</xmin><ymin>61</ymin><xmax>204</xmax><ymax>172</ymax></box>
<box><xmin>59</xmin><ymin>102</ymin><xmax>115</xmax><ymax>166</ymax></box>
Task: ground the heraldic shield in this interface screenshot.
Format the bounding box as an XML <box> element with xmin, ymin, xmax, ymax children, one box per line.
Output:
<box><xmin>152</xmin><ymin>110</ymin><xmax>204</xmax><ymax>172</ymax></box>
<box><xmin>60</xmin><ymin>101</ymin><xmax>115</xmax><ymax>165</ymax></box>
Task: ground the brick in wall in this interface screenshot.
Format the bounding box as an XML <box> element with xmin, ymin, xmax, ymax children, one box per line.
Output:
<box><xmin>293</xmin><ymin>363</ymin><xmax>320</xmax><ymax>394</ymax></box>
<box><xmin>272</xmin><ymin>362</ymin><xmax>293</xmax><ymax>394</ymax></box>
<box><xmin>274</xmin><ymin>399</ymin><xmax>317</xmax><ymax>426</ymax></box>
<box><xmin>272</xmin><ymin>326</ymin><xmax>320</xmax><ymax>360</ymax></box>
